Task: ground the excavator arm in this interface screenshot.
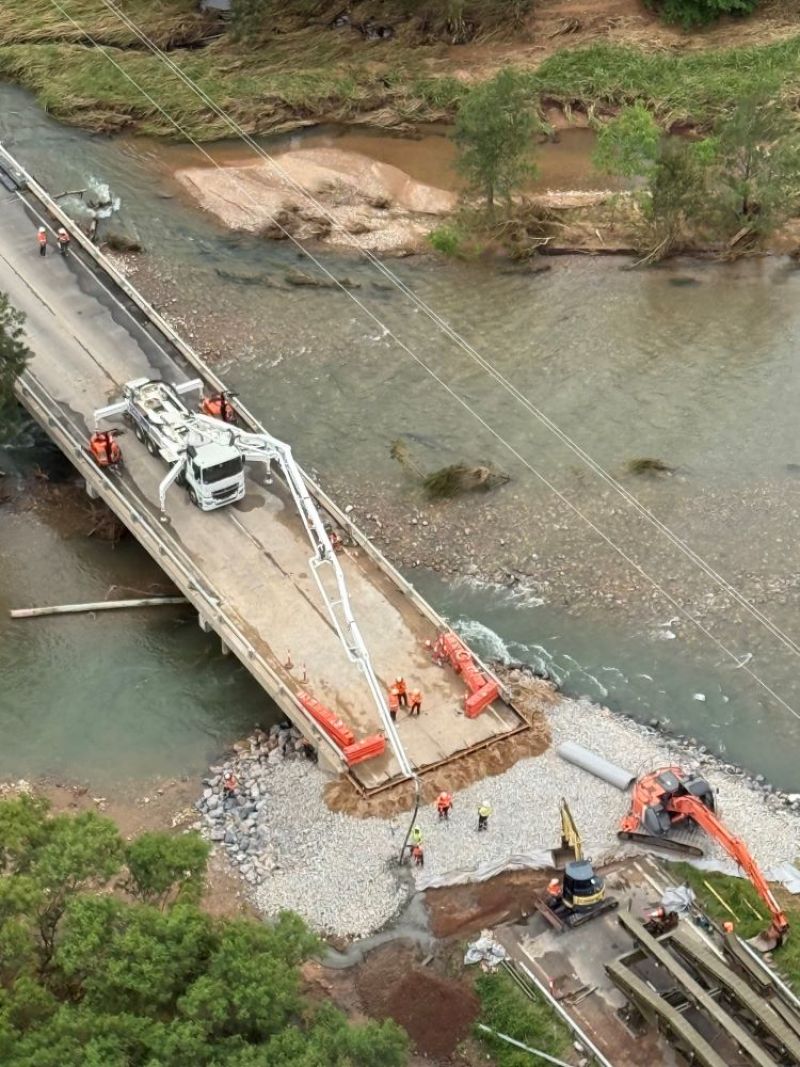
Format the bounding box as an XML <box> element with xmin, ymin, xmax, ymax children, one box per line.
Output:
<box><xmin>671</xmin><ymin>795</ymin><xmax>789</xmax><ymax>947</ymax></box>
<box><xmin>560</xmin><ymin>798</ymin><xmax>583</xmax><ymax>862</ymax></box>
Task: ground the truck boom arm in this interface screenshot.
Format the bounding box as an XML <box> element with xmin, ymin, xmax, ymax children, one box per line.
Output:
<box><xmin>671</xmin><ymin>795</ymin><xmax>789</xmax><ymax>943</ymax></box>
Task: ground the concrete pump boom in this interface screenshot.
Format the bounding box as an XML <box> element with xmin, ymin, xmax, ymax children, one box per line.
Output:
<box><xmin>95</xmin><ymin>380</ymin><xmax>416</xmax><ymax>783</ymax></box>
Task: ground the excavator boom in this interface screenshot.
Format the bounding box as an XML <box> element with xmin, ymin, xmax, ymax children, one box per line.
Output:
<box><xmin>671</xmin><ymin>794</ymin><xmax>789</xmax><ymax>947</ymax></box>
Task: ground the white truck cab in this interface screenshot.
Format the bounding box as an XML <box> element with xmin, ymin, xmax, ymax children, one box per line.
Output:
<box><xmin>184</xmin><ymin>441</ymin><xmax>244</xmax><ymax>510</ymax></box>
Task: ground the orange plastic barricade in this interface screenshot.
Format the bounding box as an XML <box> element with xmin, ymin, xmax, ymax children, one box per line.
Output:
<box><xmin>343</xmin><ymin>735</ymin><xmax>386</xmax><ymax>766</ymax></box>
<box><xmin>297</xmin><ymin>690</ymin><xmax>355</xmax><ymax>748</ymax></box>
<box><xmin>464</xmin><ymin>679</ymin><xmax>500</xmax><ymax>719</ymax></box>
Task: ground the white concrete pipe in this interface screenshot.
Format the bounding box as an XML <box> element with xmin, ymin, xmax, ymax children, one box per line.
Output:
<box><xmin>556</xmin><ymin>740</ymin><xmax>635</xmax><ymax>791</ymax></box>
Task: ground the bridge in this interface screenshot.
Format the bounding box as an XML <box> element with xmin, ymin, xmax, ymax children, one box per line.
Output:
<box><xmin>0</xmin><ymin>143</ymin><xmax>526</xmax><ymax>792</ymax></box>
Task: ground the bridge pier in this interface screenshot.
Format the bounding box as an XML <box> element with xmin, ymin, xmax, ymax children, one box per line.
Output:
<box><xmin>198</xmin><ymin>614</ymin><xmax>211</xmax><ymax>633</ymax></box>
<box><xmin>85</xmin><ymin>480</ymin><xmax>98</xmax><ymax>500</ymax></box>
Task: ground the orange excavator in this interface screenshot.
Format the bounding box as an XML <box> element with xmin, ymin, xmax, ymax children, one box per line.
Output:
<box><xmin>87</xmin><ymin>428</ymin><xmax>123</xmax><ymax>469</ymax></box>
<box><xmin>620</xmin><ymin>766</ymin><xmax>789</xmax><ymax>950</ymax></box>
<box><xmin>200</xmin><ymin>390</ymin><xmax>237</xmax><ymax>423</ymax></box>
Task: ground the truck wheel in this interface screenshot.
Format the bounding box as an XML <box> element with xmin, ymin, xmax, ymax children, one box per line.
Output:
<box><xmin>134</xmin><ymin>424</ymin><xmax>144</xmax><ymax>442</ymax></box>
<box><xmin>189</xmin><ymin>488</ymin><xmax>198</xmax><ymax>507</ymax></box>
<box><xmin>146</xmin><ymin>436</ymin><xmax>157</xmax><ymax>456</ymax></box>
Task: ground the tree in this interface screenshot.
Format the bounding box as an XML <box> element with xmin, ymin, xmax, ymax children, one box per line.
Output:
<box><xmin>0</xmin><ymin>293</ymin><xmax>30</xmax><ymax>441</ymax></box>
<box><xmin>648</xmin><ymin>0</ymin><xmax>759</xmax><ymax>29</ymax></box>
<box><xmin>0</xmin><ymin>797</ymin><xmax>410</xmax><ymax>1067</ymax></box>
<box><xmin>594</xmin><ymin>104</ymin><xmax>711</xmax><ymax>261</ymax></box>
<box><xmin>454</xmin><ymin>68</ymin><xmax>540</xmax><ymax>216</ymax></box>
<box><xmin>705</xmin><ymin>97</ymin><xmax>800</xmax><ymax>244</ymax></box>
<box><xmin>125</xmin><ymin>831</ymin><xmax>210</xmax><ymax>909</ymax></box>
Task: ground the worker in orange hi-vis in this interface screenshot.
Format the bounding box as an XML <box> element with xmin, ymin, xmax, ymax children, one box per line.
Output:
<box><xmin>436</xmin><ymin>791</ymin><xmax>453</xmax><ymax>821</ymax></box>
<box><xmin>37</xmin><ymin>226</ymin><xmax>47</xmax><ymax>257</ymax></box>
<box><xmin>394</xmin><ymin>676</ymin><xmax>408</xmax><ymax>707</ymax></box>
<box><xmin>409</xmin><ymin>688</ymin><xmax>422</xmax><ymax>717</ymax></box>
<box><xmin>387</xmin><ymin>686</ymin><xmax>400</xmax><ymax>723</ymax></box>
<box><xmin>411</xmin><ymin>844</ymin><xmax>424</xmax><ymax>867</ymax></box>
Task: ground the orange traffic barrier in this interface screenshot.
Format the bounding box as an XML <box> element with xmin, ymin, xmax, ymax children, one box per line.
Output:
<box><xmin>343</xmin><ymin>734</ymin><xmax>386</xmax><ymax>767</ymax></box>
<box><xmin>298</xmin><ymin>690</ymin><xmax>355</xmax><ymax>748</ymax></box>
<box><xmin>465</xmin><ymin>679</ymin><xmax>499</xmax><ymax>719</ymax></box>
<box><xmin>434</xmin><ymin>631</ymin><xmax>499</xmax><ymax>718</ymax></box>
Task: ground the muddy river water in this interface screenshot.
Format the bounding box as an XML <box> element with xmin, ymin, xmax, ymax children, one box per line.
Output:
<box><xmin>2</xmin><ymin>85</ymin><xmax>800</xmax><ymax>790</ymax></box>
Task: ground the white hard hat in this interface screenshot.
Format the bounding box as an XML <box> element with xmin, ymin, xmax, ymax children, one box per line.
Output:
<box><xmin>58</xmin><ymin>227</ymin><xmax>67</xmax><ymax>235</ymax></box>
<box><xmin>482</xmin><ymin>799</ymin><xmax>489</xmax><ymax>807</ymax></box>
<box><xmin>38</xmin><ymin>226</ymin><xmax>46</xmax><ymax>233</ymax></box>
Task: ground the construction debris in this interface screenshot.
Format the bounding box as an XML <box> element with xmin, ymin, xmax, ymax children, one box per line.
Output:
<box><xmin>464</xmin><ymin>930</ymin><xmax>508</xmax><ymax>970</ymax></box>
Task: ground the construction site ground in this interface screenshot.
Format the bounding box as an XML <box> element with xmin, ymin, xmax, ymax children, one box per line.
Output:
<box><xmin>304</xmin><ymin>854</ymin><xmax>800</xmax><ymax>1066</ymax></box>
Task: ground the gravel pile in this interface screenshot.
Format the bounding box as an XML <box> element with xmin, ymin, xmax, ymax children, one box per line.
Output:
<box><xmin>195</xmin><ymin>725</ymin><xmax>410</xmax><ymax>936</ymax></box>
<box><xmin>196</xmin><ymin>701</ymin><xmax>800</xmax><ymax>938</ymax></box>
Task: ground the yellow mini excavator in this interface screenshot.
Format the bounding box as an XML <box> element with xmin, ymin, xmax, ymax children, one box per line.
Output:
<box><xmin>539</xmin><ymin>798</ymin><xmax>618</xmax><ymax>930</ymax></box>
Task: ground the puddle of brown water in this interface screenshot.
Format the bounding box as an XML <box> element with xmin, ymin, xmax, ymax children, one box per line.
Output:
<box><xmin>136</xmin><ymin>124</ymin><xmax>620</xmax><ymax>195</ymax></box>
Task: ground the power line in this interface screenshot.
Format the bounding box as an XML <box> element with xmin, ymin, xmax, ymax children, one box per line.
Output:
<box><xmin>44</xmin><ymin>0</ymin><xmax>800</xmax><ymax>723</ymax></box>
<box><xmin>90</xmin><ymin>0</ymin><xmax>800</xmax><ymax>665</ymax></box>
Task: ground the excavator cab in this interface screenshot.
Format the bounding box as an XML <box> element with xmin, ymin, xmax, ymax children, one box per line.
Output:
<box><xmin>88</xmin><ymin>429</ymin><xmax>123</xmax><ymax>469</ymax></box>
<box><xmin>560</xmin><ymin>860</ymin><xmax>606</xmax><ymax>911</ymax></box>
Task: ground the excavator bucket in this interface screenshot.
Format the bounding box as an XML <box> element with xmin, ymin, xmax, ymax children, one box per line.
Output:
<box><xmin>748</xmin><ymin>923</ymin><xmax>786</xmax><ymax>953</ymax></box>
<box><xmin>551</xmin><ymin>843</ymin><xmax>578</xmax><ymax>870</ymax></box>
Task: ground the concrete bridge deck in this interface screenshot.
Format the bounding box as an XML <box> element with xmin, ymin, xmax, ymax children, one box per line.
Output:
<box><xmin>0</xmin><ymin>145</ymin><xmax>524</xmax><ymax>790</ymax></box>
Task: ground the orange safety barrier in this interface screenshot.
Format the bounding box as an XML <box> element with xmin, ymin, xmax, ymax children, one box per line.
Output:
<box><xmin>434</xmin><ymin>631</ymin><xmax>499</xmax><ymax>718</ymax></box>
<box><xmin>464</xmin><ymin>679</ymin><xmax>499</xmax><ymax>719</ymax></box>
<box><xmin>297</xmin><ymin>690</ymin><xmax>355</xmax><ymax>748</ymax></box>
<box><xmin>343</xmin><ymin>734</ymin><xmax>386</xmax><ymax>767</ymax></box>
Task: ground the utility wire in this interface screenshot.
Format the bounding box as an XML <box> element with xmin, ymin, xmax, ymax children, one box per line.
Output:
<box><xmin>45</xmin><ymin>0</ymin><xmax>800</xmax><ymax>724</ymax></box>
<box><xmin>90</xmin><ymin>0</ymin><xmax>800</xmax><ymax>664</ymax></box>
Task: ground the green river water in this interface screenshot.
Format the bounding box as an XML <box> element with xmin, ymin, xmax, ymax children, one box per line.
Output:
<box><xmin>2</xmin><ymin>85</ymin><xmax>800</xmax><ymax>790</ymax></box>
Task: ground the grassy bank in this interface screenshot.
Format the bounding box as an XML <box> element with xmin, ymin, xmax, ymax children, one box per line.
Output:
<box><xmin>474</xmin><ymin>969</ymin><xmax>572</xmax><ymax>1064</ymax></box>
<box><xmin>3</xmin><ymin>0</ymin><xmax>800</xmax><ymax>139</ymax></box>
<box><xmin>672</xmin><ymin>862</ymin><xmax>800</xmax><ymax>985</ymax></box>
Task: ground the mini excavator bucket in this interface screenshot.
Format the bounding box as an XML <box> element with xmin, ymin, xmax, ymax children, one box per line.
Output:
<box><xmin>551</xmin><ymin>842</ymin><xmax>578</xmax><ymax>870</ymax></box>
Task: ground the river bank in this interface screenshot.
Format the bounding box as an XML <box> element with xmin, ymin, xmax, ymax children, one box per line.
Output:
<box><xmin>3</xmin><ymin>0</ymin><xmax>800</xmax><ymax>142</ymax></box>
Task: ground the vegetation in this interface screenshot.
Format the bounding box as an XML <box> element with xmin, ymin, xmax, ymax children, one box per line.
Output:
<box><xmin>648</xmin><ymin>0</ymin><xmax>760</xmax><ymax>30</ymax></box>
<box><xmin>671</xmin><ymin>862</ymin><xmax>800</xmax><ymax>987</ymax></box>
<box><xmin>705</xmin><ymin>96</ymin><xmax>800</xmax><ymax>244</ymax></box>
<box><xmin>595</xmin><ymin>98</ymin><xmax>800</xmax><ymax>259</ymax></box>
<box><xmin>627</xmin><ymin>457</ymin><xmax>675</xmax><ymax>475</ymax></box>
<box><xmin>0</xmin><ymin>794</ymin><xmax>409</xmax><ymax>1067</ymax></box>
<box><xmin>0</xmin><ymin>293</ymin><xmax>30</xmax><ymax>441</ymax></box>
<box><xmin>594</xmin><ymin>103</ymin><xmax>711</xmax><ymax>260</ymax></box>
<box><xmin>475</xmin><ymin>970</ymin><xmax>572</xmax><ymax>1064</ymax></box>
<box><xmin>454</xmin><ymin>68</ymin><xmax>540</xmax><ymax>215</ymax></box>
<box><xmin>3</xmin><ymin>0</ymin><xmax>800</xmax><ymax>141</ymax></box>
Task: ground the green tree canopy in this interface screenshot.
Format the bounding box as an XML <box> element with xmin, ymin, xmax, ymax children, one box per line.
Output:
<box><xmin>0</xmin><ymin>795</ymin><xmax>408</xmax><ymax>1067</ymax></box>
<box><xmin>0</xmin><ymin>293</ymin><xmax>30</xmax><ymax>441</ymax></box>
<box><xmin>594</xmin><ymin>103</ymin><xmax>712</xmax><ymax>261</ymax></box>
<box><xmin>454</xmin><ymin>67</ymin><xmax>540</xmax><ymax>214</ymax></box>
<box><xmin>704</xmin><ymin>96</ymin><xmax>800</xmax><ymax>242</ymax></box>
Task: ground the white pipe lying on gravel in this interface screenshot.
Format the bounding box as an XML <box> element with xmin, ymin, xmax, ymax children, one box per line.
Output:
<box><xmin>556</xmin><ymin>740</ymin><xmax>635</xmax><ymax>791</ymax></box>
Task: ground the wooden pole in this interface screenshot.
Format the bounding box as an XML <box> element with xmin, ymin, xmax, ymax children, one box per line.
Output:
<box><xmin>10</xmin><ymin>597</ymin><xmax>187</xmax><ymax>619</ymax></box>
